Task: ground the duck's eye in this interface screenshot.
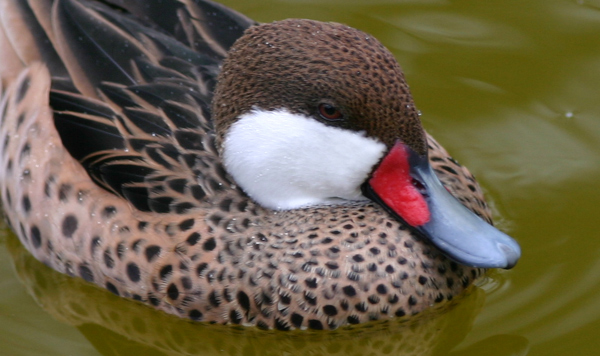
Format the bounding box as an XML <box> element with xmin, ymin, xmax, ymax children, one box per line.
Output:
<box><xmin>318</xmin><ymin>103</ymin><xmax>343</xmax><ymax>121</ymax></box>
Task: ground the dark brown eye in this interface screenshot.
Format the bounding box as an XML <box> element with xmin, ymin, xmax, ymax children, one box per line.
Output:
<box><xmin>318</xmin><ymin>103</ymin><xmax>343</xmax><ymax>121</ymax></box>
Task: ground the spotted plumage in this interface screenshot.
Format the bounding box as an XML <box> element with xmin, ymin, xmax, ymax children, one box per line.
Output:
<box><xmin>0</xmin><ymin>0</ymin><xmax>517</xmax><ymax>330</ymax></box>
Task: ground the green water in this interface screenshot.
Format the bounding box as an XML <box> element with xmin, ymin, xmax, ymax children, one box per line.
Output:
<box><xmin>1</xmin><ymin>0</ymin><xmax>600</xmax><ymax>355</ymax></box>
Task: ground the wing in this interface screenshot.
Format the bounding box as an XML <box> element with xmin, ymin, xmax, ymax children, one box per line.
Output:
<box><xmin>2</xmin><ymin>0</ymin><xmax>256</xmax><ymax>213</ymax></box>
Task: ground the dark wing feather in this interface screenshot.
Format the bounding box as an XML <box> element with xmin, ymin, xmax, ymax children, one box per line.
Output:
<box><xmin>53</xmin><ymin>0</ymin><xmax>147</xmax><ymax>88</ymax></box>
<box><xmin>29</xmin><ymin>0</ymin><xmax>255</xmax><ymax>213</ymax></box>
<box><xmin>52</xmin><ymin>90</ymin><xmax>126</xmax><ymax>163</ymax></box>
<box><xmin>100</xmin><ymin>0</ymin><xmax>257</xmax><ymax>58</ymax></box>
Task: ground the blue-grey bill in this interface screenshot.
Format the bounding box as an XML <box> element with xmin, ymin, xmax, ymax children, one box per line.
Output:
<box><xmin>363</xmin><ymin>147</ymin><xmax>521</xmax><ymax>269</ymax></box>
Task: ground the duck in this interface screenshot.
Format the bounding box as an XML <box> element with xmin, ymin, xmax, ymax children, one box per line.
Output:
<box><xmin>0</xmin><ymin>0</ymin><xmax>520</xmax><ymax>330</ymax></box>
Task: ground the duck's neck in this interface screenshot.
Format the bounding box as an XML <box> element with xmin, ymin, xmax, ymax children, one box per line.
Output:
<box><xmin>221</xmin><ymin>109</ymin><xmax>387</xmax><ymax>210</ymax></box>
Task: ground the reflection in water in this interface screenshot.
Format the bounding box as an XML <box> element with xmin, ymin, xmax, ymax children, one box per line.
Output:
<box><xmin>5</xmin><ymin>231</ymin><xmax>493</xmax><ymax>356</ymax></box>
<box><xmin>451</xmin><ymin>335</ymin><xmax>529</xmax><ymax>356</ymax></box>
<box><xmin>527</xmin><ymin>257</ymin><xmax>600</xmax><ymax>343</ymax></box>
<box><xmin>475</xmin><ymin>252</ymin><xmax>600</xmax><ymax>346</ymax></box>
<box><xmin>375</xmin><ymin>11</ymin><xmax>527</xmax><ymax>49</ymax></box>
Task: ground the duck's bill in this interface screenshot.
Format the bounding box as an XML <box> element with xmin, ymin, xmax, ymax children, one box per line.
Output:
<box><xmin>362</xmin><ymin>142</ymin><xmax>521</xmax><ymax>269</ymax></box>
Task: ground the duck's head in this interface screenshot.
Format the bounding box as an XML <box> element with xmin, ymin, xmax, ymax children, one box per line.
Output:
<box><xmin>212</xmin><ymin>19</ymin><xmax>520</xmax><ymax>269</ymax></box>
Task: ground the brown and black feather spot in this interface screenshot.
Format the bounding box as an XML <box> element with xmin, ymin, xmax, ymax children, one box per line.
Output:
<box><xmin>54</xmin><ymin>0</ymin><xmax>145</xmax><ymax>87</ymax></box>
<box><xmin>53</xmin><ymin>112</ymin><xmax>125</xmax><ymax>163</ymax></box>
<box><xmin>99</xmin><ymin>83</ymin><xmax>141</xmax><ymax>109</ymax></box>
<box><xmin>101</xmin><ymin>0</ymin><xmax>255</xmax><ymax>58</ymax></box>
<box><xmin>162</xmin><ymin>102</ymin><xmax>202</xmax><ymax>129</ymax></box>
<box><xmin>98</xmin><ymin>163</ymin><xmax>156</xmax><ymax>194</ymax></box>
<box><xmin>123</xmin><ymin>108</ymin><xmax>172</xmax><ymax>136</ymax></box>
<box><xmin>51</xmin><ymin>90</ymin><xmax>116</xmax><ymax>119</ymax></box>
<box><xmin>134</xmin><ymin>57</ymin><xmax>188</xmax><ymax>83</ymax></box>
<box><xmin>121</xmin><ymin>186</ymin><xmax>151</xmax><ymax>211</ymax></box>
<box><xmin>129</xmin><ymin>84</ymin><xmax>193</xmax><ymax>107</ymax></box>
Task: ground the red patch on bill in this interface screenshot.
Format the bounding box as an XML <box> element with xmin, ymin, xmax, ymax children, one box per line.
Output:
<box><xmin>369</xmin><ymin>142</ymin><xmax>430</xmax><ymax>226</ymax></box>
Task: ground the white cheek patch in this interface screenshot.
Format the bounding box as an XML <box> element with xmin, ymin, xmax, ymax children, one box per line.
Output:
<box><xmin>222</xmin><ymin>108</ymin><xmax>386</xmax><ymax>210</ymax></box>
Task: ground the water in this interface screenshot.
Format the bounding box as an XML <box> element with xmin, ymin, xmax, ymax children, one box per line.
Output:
<box><xmin>1</xmin><ymin>0</ymin><xmax>600</xmax><ymax>355</ymax></box>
